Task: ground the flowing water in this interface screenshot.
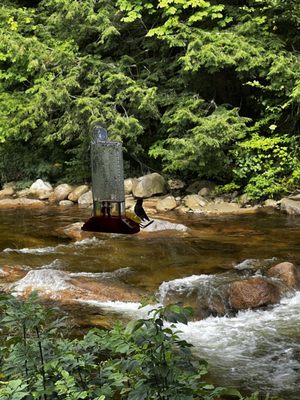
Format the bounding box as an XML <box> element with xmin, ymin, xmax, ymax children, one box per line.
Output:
<box><xmin>1</xmin><ymin>206</ymin><xmax>300</xmax><ymax>398</ymax></box>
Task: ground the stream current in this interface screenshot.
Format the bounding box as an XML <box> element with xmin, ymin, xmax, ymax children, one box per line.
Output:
<box><xmin>0</xmin><ymin>206</ymin><xmax>300</xmax><ymax>399</ymax></box>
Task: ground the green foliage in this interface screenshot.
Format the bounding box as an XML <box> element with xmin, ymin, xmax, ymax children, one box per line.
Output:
<box><xmin>0</xmin><ymin>293</ymin><xmax>269</xmax><ymax>400</ymax></box>
<box><xmin>0</xmin><ymin>0</ymin><xmax>299</xmax><ymax>198</ymax></box>
<box><xmin>231</xmin><ymin>134</ymin><xmax>298</xmax><ymax>199</ymax></box>
<box><xmin>150</xmin><ymin>105</ymin><xmax>249</xmax><ymax>180</ymax></box>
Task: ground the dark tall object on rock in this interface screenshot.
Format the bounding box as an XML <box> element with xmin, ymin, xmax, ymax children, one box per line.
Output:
<box><xmin>82</xmin><ymin>124</ymin><xmax>140</xmax><ymax>234</ymax></box>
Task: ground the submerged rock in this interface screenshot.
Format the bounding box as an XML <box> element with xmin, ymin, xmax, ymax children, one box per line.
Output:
<box><xmin>10</xmin><ymin>268</ymin><xmax>141</xmax><ymax>303</ymax></box>
<box><xmin>0</xmin><ymin>198</ymin><xmax>45</xmax><ymax>208</ymax></box>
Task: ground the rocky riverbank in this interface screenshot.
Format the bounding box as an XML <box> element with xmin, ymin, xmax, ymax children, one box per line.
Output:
<box><xmin>1</xmin><ymin>172</ymin><xmax>300</xmax><ymax>216</ymax></box>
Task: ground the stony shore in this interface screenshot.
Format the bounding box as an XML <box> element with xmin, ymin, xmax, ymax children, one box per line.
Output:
<box><xmin>0</xmin><ymin>172</ymin><xmax>300</xmax><ymax>216</ymax></box>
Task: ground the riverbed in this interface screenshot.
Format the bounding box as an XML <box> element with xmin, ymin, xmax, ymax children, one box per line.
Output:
<box><xmin>0</xmin><ymin>206</ymin><xmax>299</xmax><ymax>399</ymax></box>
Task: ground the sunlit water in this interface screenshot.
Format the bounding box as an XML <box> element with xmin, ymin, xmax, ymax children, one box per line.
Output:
<box><xmin>1</xmin><ymin>206</ymin><xmax>300</xmax><ymax>398</ymax></box>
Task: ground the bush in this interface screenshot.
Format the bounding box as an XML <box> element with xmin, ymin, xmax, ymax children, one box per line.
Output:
<box><xmin>0</xmin><ymin>293</ymin><xmax>277</xmax><ymax>399</ymax></box>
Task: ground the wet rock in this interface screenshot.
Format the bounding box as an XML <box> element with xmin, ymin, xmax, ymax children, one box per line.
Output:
<box><xmin>30</xmin><ymin>179</ymin><xmax>53</xmax><ymax>200</ymax></box>
<box><xmin>55</xmin><ymin>222</ymin><xmax>92</xmax><ymax>241</ymax></box>
<box><xmin>124</xmin><ymin>178</ymin><xmax>134</xmax><ymax>195</ymax></box>
<box><xmin>182</xmin><ymin>194</ymin><xmax>206</xmax><ymax>211</ymax></box>
<box><xmin>78</xmin><ymin>190</ymin><xmax>93</xmax><ymax>206</ymax></box>
<box><xmin>49</xmin><ymin>183</ymin><xmax>73</xmax><ymax>203</ymax></box>
<box><xmin>142</xmin><ymin>218</ymin><xmax>188</xmax><ymax>233</ymax></box>
<box><xmin>280</xmin><ymin>198</ymin><xmax>300</xmax><ymax>215</ymax></box>
<box><xmin>132</xmin><ymin>173</ymin><xmax>166</xmax><ymax>198</ymax></box>
<box><xmin>156</xmin><ymin>195</ymin><xmax>177</xmax><ymax>212</ymax></box>
<box><xmin>0</xmin><ymin>198</ymin><xmax>45</xmax><ymax>208</ymax></box>
<box><xmin>68</xmin><ymin>185</ymin><xmax>89</xmax><ymax>202</ymax></box>
<box><xmin>158</xmin><ymin>275</ymin><xmax>227</xmax><ymax>320</ymax></box>
<box><xmin>11</xmin><ymin>269</ymin><xmax>141</xmax><ymax>303</ymax></box>
<box><xmin>229</xmin><ymin>277</ymin><xmax>281</xmax><ymax>311</ymax></box>
<box><xmin>0</xmin><ymin>265</ymin><xmax>30</xmax><ymax>283</ymax></box>
<box><xmin>266</xmin><ymin>262</ymin><xmax>299</xmax><ymax>288</ymax></box>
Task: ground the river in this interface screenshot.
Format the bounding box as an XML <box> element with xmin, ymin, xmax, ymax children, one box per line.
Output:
<box><xmin>0</xmin><ymin>206</ymin><xmax>299</xmax><ymax>399</ymax></box>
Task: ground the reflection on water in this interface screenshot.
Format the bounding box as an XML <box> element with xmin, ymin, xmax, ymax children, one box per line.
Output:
<box><xmin>1</xmin><ymin>207</ymin><xmax>300</xmax><ymax>398</ymax></box>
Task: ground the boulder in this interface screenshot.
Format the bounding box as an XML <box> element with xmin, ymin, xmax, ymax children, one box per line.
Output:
<box><xmin>266</xmin><ymin>262</ymin><xmax>299</xmax><ymax>288</ymax></box>
<box><xmin>229</xmin><ymin>277</ymin><xmax>281</xmax><ymax>311</ymax></box>
<box><xmin>49</xmin><ymin>183</ymin><xmax>73</xmax><ymax>203</ymax></box>
<box><xmin>202</xmin><ymin>202</ymin><xmax>241</xmax><ymax>214</ymax></box>
<box><xmin>156</xmin><ymin>195</ymin><xmax>177</xmax><ymax>212</ymax></box>
<box><xmin>264</xmin><ymin>199</ymin><xmax>278</xmax><ymax>208</ymax></box>
<box><xmin>280</xmin><ymin>198</ymin><xmax>300</xmax><ymax>215</ymax></box>
<box><xmin>0</xmin><ymin>186</ymin><xmax>15</xmax><ymax>199</ymax></box>
<box><xmin>124</xmin><ymin>178</ymin><xmax>135</xmax><ymax>195</ymax></box>
<box><xmin>30</xmin><ymin>179</ymin><xmax>53</xmax><ymax>200</ymax></box>
<box><xmin>78</xmin><ymin>190</ymin><xmax>93</xmax><ymax>206</ymax></box>
<box><xmin>182</xmin><ymin>194</ymin><xmax>206</xmax><ymax>211</ymax></box>
<box><xmin>68</xmin><ymin>185</ymin><xmax>89</xmax><ymax>202</ymax></box>
<box><xmin>132</xmin><ymin>173</ymin><xmax>166</xmax><ymax>198</ymax></box>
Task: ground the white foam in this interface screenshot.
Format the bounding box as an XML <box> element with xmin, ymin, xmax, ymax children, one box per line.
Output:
<box><xmin>76</xmin><ymin>299</ymin><xmax>156</xmax><ymax>318</ymax></box>
<box><xmin>158</xmin><ymin>274</ymin><xmax>215</xmax><ymax>302</ymax></box>
<box><xmin>176</xmin><ymin>290</ymin><xmax>300</xmax><ymax>394</ymax></box>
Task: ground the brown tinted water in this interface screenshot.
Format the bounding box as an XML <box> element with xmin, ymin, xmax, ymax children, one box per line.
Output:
<box><xmin>1</xmin><ymin>206</ymin><xmax>300</xmax><ymax>399</ymax></box>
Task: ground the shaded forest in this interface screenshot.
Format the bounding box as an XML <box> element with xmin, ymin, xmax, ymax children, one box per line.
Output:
<box><xmin>0</xmin><ymin>0</ymin><xmax>299</xmax><ymax>199</ymax></box>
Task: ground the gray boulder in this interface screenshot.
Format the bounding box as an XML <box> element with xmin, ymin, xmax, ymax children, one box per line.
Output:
<box><xmin>132</xmin><ymin>173</ymin><xmax>166</xmax><ymax>198</ymax></box>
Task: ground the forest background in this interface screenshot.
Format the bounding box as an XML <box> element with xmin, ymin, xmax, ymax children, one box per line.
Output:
<box><xmin>0</xmin><ymin>0</ymin><xmax>299</xmax><ymax>200</ymax></box>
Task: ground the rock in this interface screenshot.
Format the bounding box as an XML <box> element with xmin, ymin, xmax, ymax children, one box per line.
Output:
<box><xmin>68</xmin><ymin>185</ymin><xmax>89</xmax><ymax>202</ymax></box>
<box><xmin>198</xmin><ymin>187</ymin><xmax>211</xmax><ymax>197</ymax></box>
<box><xmin>124</xmin><ymin>178</ymin><xmax>134</xmax><ymax>195</ymax></box>
<box><xmin>132</xmin><ymin>173</ymin><xmax>166</xmax><ymax>198</ymax></box>
<box><xmin>175</xmin><ymin>205</ymin><xmax>190</xmax><ymax>214</ymax></box>
<box><xmin>158</xmin><ymin>275</ymin><xmax>227</xmax><ymax>320</ymax></box>
<box><xmin>30</xmin><ymin>179</ymin><xmax>53</xmax><ymax>200</ymax></box>
<box><xmin>78</xmin><ymin>190</ymin><xmax>93</xmax><ymax>206</ymax></box>
<box><xmin>3</xmin><ymin>182</ymin><xmax>16</xmax><ymax>189</ymax></box>
<box><xmin>264</xmin><ymin>199</ymin><xmax>278</xmax><ymax>208</ymax></box>
<box><xmin>49</xmin><ymin>183</ymin><xmax>73</xmax><ymax>203</ymax></box>
<box><xmin>11</xmin><ymin>269</ymin><xmax>141</xmax><ymax>303</ymax></box>
<box><xmin>238</xmin><ymin>193</ymin><xmax>252</xmax><ymax>206</ymax></box>
<box><xmin>202</xmin><ymin>202</ymin><xmax>247</xmax><ymax>214</ymax></box>
<box><xmin>125</xmin><ymin>195</ymin><xmax>135</xmax><ymax>209</ymax></box>
<box><xmin>141</xmin><ymin>218</ymin><xmax>188</xmax><ymax>233</ymax></box>
<box><xmin>59</xmin><ymin>200</ymin><xmax>74</xmax><ymax>207</ymax></box>
<box><xmin>0</xmin><ymin>186</ymin><xmax>15</xmax><ymax>199</ymax></box>
<box><xmin>266</xmin><ymin>262</ymin><xmax>299</xmax><ymax>288</ymax></box>
<box><xmin>167</xmin><ymin>179</ymin><xmax>185</xmax><ymax>190</ymax></box>
<box><xmin>0</xmin><ymin>198</ymin><xmax>45</xmax><ymax>208</ymax></box>
<box><xmin>186</xmin><ymin>180</ymin><xmax>215</xmax><ymax>194</ymax></box>
<box><xmin>17</xmin><ymin>188</ymin><xmax>32</xmax><ymax>198</ymax></box>
<box><xmin>182</xmin><ymin>194</ymin><xmax>206</xmax><ymax>211</ymax></box>
<box><xmin>280</xmin><ymin>198</ymin><xmax>300</xmax><ymax>215</ymax></box>
<box><xmin>229</xmin><ymin>277</ymin><xmax>281</xmax><ymax>311</ymax></box>
<box><xmin>55</xmin><ymin>222</ymin><xmax>92</xmax><ymax>240</ymax></box>
<box><xmin>156</xmin><ymin>195</ymin><xmax>177</xmax><ymax>212</ymax></box>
